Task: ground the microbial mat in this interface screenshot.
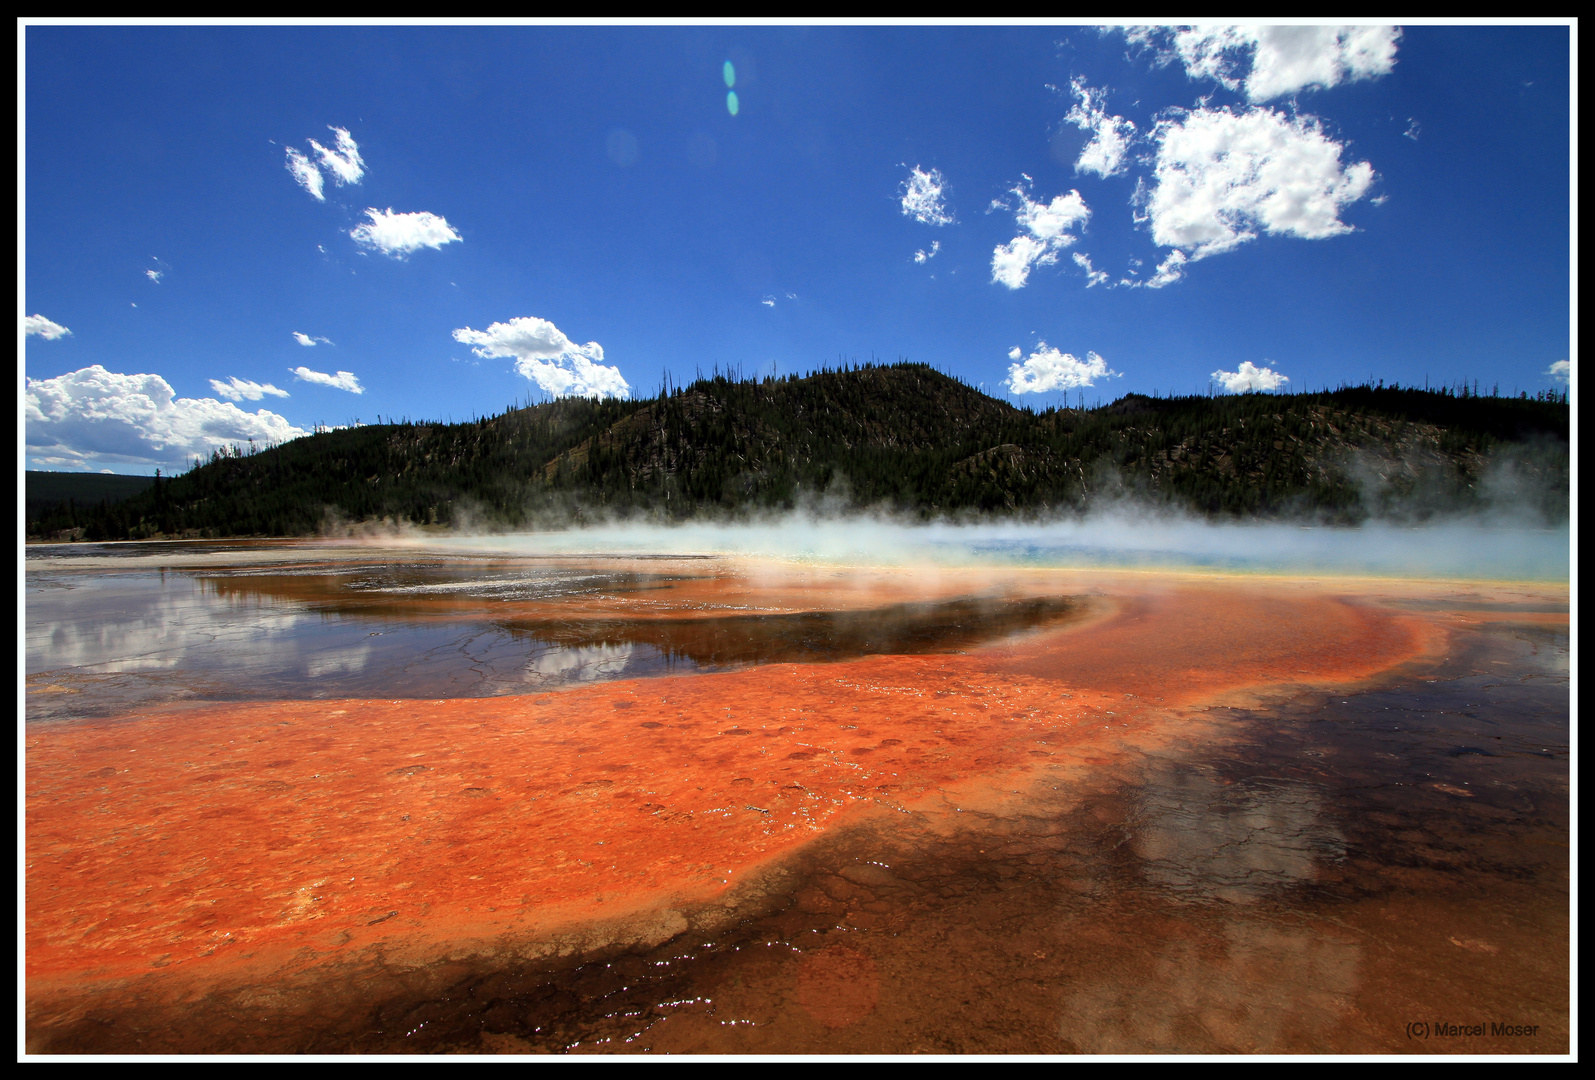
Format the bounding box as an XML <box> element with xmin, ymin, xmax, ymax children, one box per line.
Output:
<box><xmin>24</xmin><ymin>539</ymin><xmax>1570</xmax><ymax>1054</ymax></box>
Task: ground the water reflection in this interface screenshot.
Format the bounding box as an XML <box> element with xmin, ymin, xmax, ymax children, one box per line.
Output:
<box><xmin>1130</xmin><ymin>764</ymin><xmax>1345</xmax><ymax>904</ymax></box>
<box><xmin>1059</xmin><ymin>920</ymin><xmax>1362</xmax><ymax>1054</ymax></box>
<box><xmin>498</xmin><ymin>595</ymin><xmax>1079</xmax><ymax>668</ymax></box>
<box><xmin>527</xmin><ymin>642</ymin><xmax>636</xmax><ymax>684</ymax></box>
<box><xmin>25</xmin><ymin>560</ymin><xmax>1080</xmax><ymax>720</ymax></box>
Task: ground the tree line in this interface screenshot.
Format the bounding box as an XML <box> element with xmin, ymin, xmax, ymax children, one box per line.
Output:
<box><xmin>25</xmin><ymin>363</ymin><xmax>1570</xmax><ymax>540</ymax></box>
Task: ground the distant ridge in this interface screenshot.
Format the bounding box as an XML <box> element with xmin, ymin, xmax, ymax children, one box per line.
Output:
<box><xmin>25</xmin><ymin>362</ymin><xmax>1570</xmax><ymax>540</ymax></box>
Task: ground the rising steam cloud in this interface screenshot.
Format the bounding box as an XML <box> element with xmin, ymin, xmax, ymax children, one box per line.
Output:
<box><xmin>414</xmin><ymin>506</ymin><xmax>1568</xmax><ymax>583</ymax></box>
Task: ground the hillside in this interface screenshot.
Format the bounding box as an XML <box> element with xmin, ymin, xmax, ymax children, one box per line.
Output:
<box><xmin>25</xmin><ymin>471</ymin><xmax>156</xmax><ymax>521</ymax></box>
<box><xmin>25</xmin><ymin>363</ymin><xmax>1570</xmax><ymax>541</ymax></box>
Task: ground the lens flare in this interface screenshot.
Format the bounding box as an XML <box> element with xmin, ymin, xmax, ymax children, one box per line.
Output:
<box><xmin>726</xmin><ymin>90</ymin><xmax>739</xmax><ymax>116</ymax></box>
<box><xmin>723</xmin><ymin>60</ymin><xmax>736</xmax><ymax>88</ymax></box>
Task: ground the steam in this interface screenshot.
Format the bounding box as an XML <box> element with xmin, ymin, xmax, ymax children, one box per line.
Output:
<box><xmin>399</xmin><ymin>506</ymin><xmax>1568</xmax><ymax>582</ymax></box>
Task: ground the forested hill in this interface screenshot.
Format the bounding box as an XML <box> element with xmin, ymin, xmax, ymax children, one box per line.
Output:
<box><xmin>27</xmin><ymin>363</ymin><xmax>1570</xmax><ymax>540</ymax></box>
<box><xmin>25</xmin><ymin>471</ymin><xmax>155</xmax><ymax>520</ymax></box>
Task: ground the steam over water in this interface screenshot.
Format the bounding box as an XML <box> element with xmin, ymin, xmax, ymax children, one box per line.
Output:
<box><xmin>427</xmin><ymin>514</ymin><xmax>1571</xmax><ymax>580</ymax></box>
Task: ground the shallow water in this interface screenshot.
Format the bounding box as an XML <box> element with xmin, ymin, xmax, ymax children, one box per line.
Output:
<box><xmin>25</xmin><ymin>550</ymin><xmax>1081</xmax><ymax>719</ymax></box>
<box><xmin>24</xmin><ymin>541</ymin><xmax>1570</xmax><ymax>1056</ymax></box>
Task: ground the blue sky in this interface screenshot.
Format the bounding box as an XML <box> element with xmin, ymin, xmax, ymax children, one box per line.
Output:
<box><xmin>23</xmin><ymin>22</ymin><xmax>1573</xmax><ymax>474</ymax></box>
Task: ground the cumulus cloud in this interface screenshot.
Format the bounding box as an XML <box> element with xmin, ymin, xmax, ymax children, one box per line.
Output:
<box><xmin>209</xmin><ymin>377</ymin><xmax>290</xmax><ymax>401</ymax></box>
<box><xmin>452</xmin><ymin>316</ymin><xmax>630</xmax><ymax>400</ymax></box>
<box><xmin>350</xmin><ymin>208</ymin><xmax>462</xmax><ymax>259</ymax></box>
<box><xmin>290</xmin><ymin>367</ymin><xmax>364</xmax><ymax>394</ymax></box>
<box><xmin>1064</xmin><ymin>77</ymin><xmax>1138</xmax><ymax>177</ymax></box>
<box><xmin>762</xmin><ymin>296</ymin><xmax>776</xmax><ymax>307</ymax></box>
<box><xmin>285</xmin><ymin>147</ymin><xmax>325</xmax><ymax>200</ymax></box>
<box><xmin>1004</xmin><ymin>344</ymin><xmax>1118</xmax><ymax>394</ymax></box>
<box><xmin>1139</xmin><ymin>25</ymin><xmax>1401</xmax><ymax>102</ymax></box>
<box><xmin>25</xmin><ymin>314</ymin><xmax>71</xmax><ymax>340</ymax></box>
<box><xmin>1212</xmin><ymin>360</ymin><xmax>1289</xmax><ymax>393</ymax></box>
<box><xmin>914</xmin><ymin>240</ymin><xmax>941</xmax><ymax>265</ymax></box>
<box><xmin>992</xmin><ymin>236</ymin><xmax>1051</xmax><ymax>290</ymax></box>
<box><xmin>24</xmin><ymin>365</ymin><xmax>307</xmax><ymax>469</ymax></box>
<box><xmin>1547</xmin><ymin>359</ymin><xmax>1570</xmax><ymax>384</ymax></box>
<box><xmin>292</xmin><ymin>331</ymin><xmax>333</xmax><ymax>346</ymax></box>
<box><xmin>900</xmin><ymin>165</ymin><xmax>953</xmax><ymax>226</ymax></box>
<box><xmin>145</xmin><ymin>269</ymin><xmax>163</xmax><ymax>283</ymax></box>
<box><xmin>1072</xmin><ymin>252</ymin><xmax>1109</xmax><ymax>287</ymax></box>
<box><xmin>1250</xmin><ymin>26</ymin><xmax>1401</xmax><ymax>100</ymax></box>
<box><xmin>1145</xmin><ymin>106</ymin><xmax>1375</xmax><ymax>265</ymax></box>
<box><xmin>991</xmin><ymin>178</ymin><xmax>1091</xmax><ymax>289</ymax></box>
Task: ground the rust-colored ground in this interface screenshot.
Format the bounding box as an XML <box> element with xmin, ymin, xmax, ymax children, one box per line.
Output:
<box><xmin>24</xmin><ymin>568</ymin><xmax>1561</xmax><ymax>1050</ymax></box>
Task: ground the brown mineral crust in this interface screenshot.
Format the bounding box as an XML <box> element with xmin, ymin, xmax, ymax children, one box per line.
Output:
<box><xmin>24</xmin><ymin>577</ymin><xmax>1452</xmax><ymax>1029</ymax></box>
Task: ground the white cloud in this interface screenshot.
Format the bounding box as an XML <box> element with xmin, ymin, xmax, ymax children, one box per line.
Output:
<box><xmin>24</xmin><ymin>364</ymin><xmax>307</xmax><ymax>469</ymax></box>
<box><xmin>1115</xmin><ymin>250</ymin><xmax>1182</xmax><ymax>290</ymax></box>
<box><xmin>1403</xmin><ymin>118</ymin><xmax>1421</xmax><ymax>141</ymax></box>
<box><xmin>1145</xmin><ymin>106</ymin><xmax>1375</xmax><ymax>265</ymax></box>
<box><xmin>350</xmin><ymin>208</ymin><xmax>462</xmax><ymax>259</ymax></box>
<box><xmin>1016</xmin><ymin>183</ymin><xmax>1092</xmax><ymax>244</ymax></box>
<box><xmin>1064</xmin><ymin>77</ymin><xmax>1138</xmax><ymax>177</ymax></box>
<box><xmin>209</xmin><ymin>377</ymin><xmax>290</xmax><ymax>401</ymax></box>
<box><xmin>292</xmin><ymin>331</ymin><xmax>333</xmax><ymax>346</ymax></box>
<box><xmin>1144</xmin><ymin>249</ymin><xmax>1188</xmax><ymax>289</ymax></box>
<box><xmin>145</xmin><ymin>269</ymin><xmax>163</xmax><ymax>283</ymax></box>
<box><xmin>1072</xmin><ymin>252</ymin><xmax>1109</xmax><ymax>288</ymax></box>
<box><xmin>1547</xmin><ymin>359</ymin><xmax>1571</xmax><ymax>384</ymax></box>
<box><xmin>761</xmin><ymin>296</ymin><xmax>776</xmax><ymax>307</ymax></box>
<box><xmin>992</xmin><ymin>235</ymin><xmax>1054</xmax><ymax>290</ymax></box>
<box><xmin>1004</xmin><ymin>344</ymin><xmax>1118</xmax><ymax>394</ymax></box>
<box><xmin>1212</xmin><ymin>360</ymin><xmax>1289</xmax><ymax>393</ymax></box>
<box><xmin>290</xmin><ymin>367</ymin><xmax>365</xmax><ymax>394</ymax></box>
<box><xmin>914</xmin><ymin>240</ymin><xmax>941</xmax><ymax>265</ymax></box>
<box><xmin>991</xmin><ymin>179</ymin><xmax>1091</xmax><ymax>290</ymax></box>
<box><xmin>285</xmin><ymin>147</ymin><xmax>325</xmax><ymax>200</ymax></box>
<box><xmin>452</xmin><ymin>316</ymin><xmax>630</xmax><ymax>400</ymax></box>
<box><xmin>900</xmin><ymin>165</ymin><xmax>953</xmax><ymax>226</ymax></box>
<box><xmin>1144</xmin><ymin>26</ymin><xmax>1400</xmax><ymax>102</ymax></box>
<box><xmin>308</xmin><ymin>126</ymin><xmax>364</xmax><ymax>186</ymax></box>
<box><xmin>24</xmin><ymin>314</ymin><xmax>71</xmax><ymax>340</ymax></box>
<box><xmin>285</xmin><ymin>126</ymin><xmax>365</xmax><ymax>201</ymax></box>
<box><xmin>1249</xmin><ymin>26</ymin><xmax>1400</xmax><ymax>101</ymax></box>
